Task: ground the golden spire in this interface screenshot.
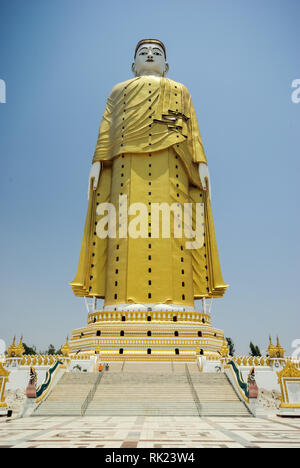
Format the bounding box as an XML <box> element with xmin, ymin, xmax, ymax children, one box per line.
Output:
<box><xmin>266</xmin><ymin>336</ymin><xmax>277</xmax><ymax>358</ymax></box>
<box><xmin>61</xmin><ymin>337</ymin><xmax>70</xmax><ymax>357</ymax></box>
<box><xmin>275</xmin><ymin>336</ymin><xmax>285</xmax><ymax>358</ymax></box>
<box><xmin>7</xmin><ymin>336</ymin><xmax>18</xmax><ymax>358</ymax></box>
<box><xmin>220</xmin><ymin>339</ymin><xmax>229</xmax><ymax>357</ymax></box>
<box><xmin>17</xmin><ymin>336</ymin><xmax>25</xmax><ymax>356</ymax></box>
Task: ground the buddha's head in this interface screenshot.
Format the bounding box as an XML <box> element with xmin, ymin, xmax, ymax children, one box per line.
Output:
<box><xmin>132</xmin><ymin>39</ymin><xmax>169</xmax><ymax>77</ymax></box>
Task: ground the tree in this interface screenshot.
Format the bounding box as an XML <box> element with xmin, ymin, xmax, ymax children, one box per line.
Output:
<box><xmin>47</xmin><ymin>344</ymin><xmax>56</xmax><ymax>355</ymax></box>
<box><xmin>226</xmin><ymin>337</ymin><xmax>235</xmax><ymax>356</ymax></box>
<box><xmin>23</xmin><ymin>343</ymin><xmax>37</xmax><ymax>355</ymax></box>
<box><xmin>249</xmin><ymin>342</ymin><xmax>261</xmax><ymax>357</ymax></box>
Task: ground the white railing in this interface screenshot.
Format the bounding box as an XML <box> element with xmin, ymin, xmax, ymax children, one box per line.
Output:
<box><xmin>5</xmin><ymin>355</ymin><xmax>69</xmax><ymax>367</ymax></box>
<box><xmin>205</xmin><ymin>355</ymin><xmax>300</xmax><ymax>369</ymax></box>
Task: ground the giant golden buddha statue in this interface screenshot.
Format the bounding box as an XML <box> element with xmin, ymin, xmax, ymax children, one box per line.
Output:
<box><xmin>70</xmin><ymin>40</ymin><xmax>228</xmax><ymax>358</ymax></box>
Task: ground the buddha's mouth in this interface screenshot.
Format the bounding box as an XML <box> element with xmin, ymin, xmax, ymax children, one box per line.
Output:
<box><xmin>146</xmin><ymin>59</ymin><xmax>154</xmax><ymax>62</ymax></box>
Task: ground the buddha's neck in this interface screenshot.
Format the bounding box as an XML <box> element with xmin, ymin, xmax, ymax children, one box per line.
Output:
<box><xmin>137</xmin><ymin>72</ymin><xmax>163</xmax><ymax>79</ymax></box>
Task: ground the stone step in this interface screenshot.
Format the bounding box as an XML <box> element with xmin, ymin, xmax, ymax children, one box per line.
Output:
<box><xmin>58</xmin><ymin>374</ymin><xmax>98</xmax><ymax>384</ymax></box>
<box><xmin>86</xmin><ymin>404</ymin><xmax>199</xmax><ymax>417</ymax></box>
<box><xmin>33</xmin><ymin>370</ymin><xmax>251</xmax><ymax>418</ymax></box>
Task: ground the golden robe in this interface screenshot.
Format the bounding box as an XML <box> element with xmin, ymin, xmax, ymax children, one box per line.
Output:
<box><xmin>71</xmin><ymin>76</ymin><xmax>228</xmax><ymax>307</ymax></box>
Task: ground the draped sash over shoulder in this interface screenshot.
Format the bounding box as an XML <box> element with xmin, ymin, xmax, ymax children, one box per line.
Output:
<box><xmin>92</xmin><ymin>76</ymin><xmax>206</xmax><ymax>188</ymax></box>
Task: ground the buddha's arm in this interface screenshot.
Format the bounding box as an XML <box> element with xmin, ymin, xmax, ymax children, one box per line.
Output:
<box><xmin>88</xmin><ymin>162</ymin><xmax>102</xmax><ymax>200</ymax></box>
<box><xmin>187</xmin><ymin>92</ymin><xmax>212</xmax><ymax>199</ymax></box>
<box><xmin>198</xmin><ymin>163</ymin><xmax>211</xmax><ymax>200</ymax></box>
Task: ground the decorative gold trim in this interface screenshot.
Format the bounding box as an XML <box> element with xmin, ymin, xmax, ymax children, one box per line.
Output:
<box><xmin>0</xmin><ymin>363</ymin><xmax>9</xmax><ymax>378</ymax></box>
<box><xmin>277</xmin><ymin>360</ymin><xmax>300</xmax><ymax>408</ymax></box>
<box><xmin>93</xmin><ymin>355</ymin><xmax>197</xmax><ymax>362</ymax></box>
<box><xmin>277</xmin><ymin>360</ymin><xmax>300</xmax><ymax>380</ymax></box>
<box><xmin>70</xmin><ymin>312</ymin><xmax>225</xmax><ymax>356</ymax></box>
<box><xmin>280</xmin><ymin>404</ymin><xmax>300</xmax><ymax>409</ymax></box>
<box><xmin>88</xmin><ymin>311</ymin><xmax>211</xmax><ymax>325</ymax></box>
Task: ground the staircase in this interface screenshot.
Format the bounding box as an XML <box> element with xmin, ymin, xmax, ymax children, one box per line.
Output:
<box><xmin>190</xmin><ymin>373</ymin><xmax>251</xmax><ymax>417</ymax></box>
<box><xmin>34</xmin><ymin>373</ymin><xmax>98</xmax><ymax>416</ymax></box>
<box><xmin>33</xmin><ymin>367</ymin><xmax>251</xmax><ymax>417</ymax></box>
<box><xmin>85</xmin><ymin>372</ymin><xmax>198</xmax><ymax>416</ymax></box>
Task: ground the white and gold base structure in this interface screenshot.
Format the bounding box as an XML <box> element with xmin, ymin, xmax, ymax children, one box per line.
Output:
<box><xmin>70</xmin><ymin>308</ymin><xmax>225</xmax><ymax>361</ymax></box>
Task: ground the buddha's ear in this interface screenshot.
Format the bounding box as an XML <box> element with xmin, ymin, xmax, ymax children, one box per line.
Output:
<box><xmin>164</xmin><ymin>62</ymin><xmax>170</xmax><ymax>76</ymax></box>
<box><xmin>131</xmin><ymin>62</ymin><xmax>137</xmax><ymax>76</ymax></box>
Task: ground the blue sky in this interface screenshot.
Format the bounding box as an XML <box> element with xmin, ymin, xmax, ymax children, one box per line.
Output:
<box><xmin>0</xmin><ymin>0</ymin><xmax>299</xmax><ymax>355</ymax></box>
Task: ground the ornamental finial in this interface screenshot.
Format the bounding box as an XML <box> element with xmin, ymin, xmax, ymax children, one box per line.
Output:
<box><xmin>220</xmin><ymin>339</ymin><xmax>230</xmax><ymax>357</ymax></box>
<box><xmin>7</xmin><ymin>336</ymin><xmax>18</xmax><ymax>358</ymax></box>
<box><xmin>266</xmin><ymin>336</ymin><xmax>277</xmax><ymax>358</ymax></box>
<box><xmin>17</xmin><ymin>336</ymin><xmax>25</xmax><ymax>356</ymax></box>
<box><xmin>61</xmin><ymin>337</ymin><xmax>70</xmax><ymax>357</ymax></box>
<box><xmin>275</xmin><ymin>336</ymin><xmax>285</xmax><ymax>358</ymax></box>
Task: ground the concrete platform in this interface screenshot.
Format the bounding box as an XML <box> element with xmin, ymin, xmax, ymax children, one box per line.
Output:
<box><xmin>0</xmin><ymin>415</ymin><xmax>300</xmax><ymax>448</ymax></box>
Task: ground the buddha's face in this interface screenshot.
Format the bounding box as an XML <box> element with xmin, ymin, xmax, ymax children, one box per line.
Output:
<box><xmin>132</xmin><ymin>43</ymin><xmax>169</xmax><ymax>77</ymax></box>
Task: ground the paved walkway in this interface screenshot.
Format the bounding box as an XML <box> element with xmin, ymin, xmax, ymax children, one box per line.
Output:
<box><xmin>0</xmin><ymin>415</ymin><xmax>300</xmax><ymax>448</ymax></box>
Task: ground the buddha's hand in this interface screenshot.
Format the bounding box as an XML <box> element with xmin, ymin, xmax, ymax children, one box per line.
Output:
<box><xmin>88</xmin><ymin>162</ymin><xmax>101</xmax><ymax>200</ymax></box>
<box><xmin>198</xmin><ymin>163</ymin><xmax>212</xmax><ymax>200</ymax></box>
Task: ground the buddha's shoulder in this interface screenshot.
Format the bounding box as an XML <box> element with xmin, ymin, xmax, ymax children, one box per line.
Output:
<box><xmin>165</xmin><ymin>78</ymin><xmax>191</xmax><ymax>95</ymax></box>
<box><xmin>109</xmin><ymin>78</ymin><xmax>140</xmax><ymax>97</ymax></box>
<box><xmin>109</xmin><ymin>76</ymin><xmax>191</xmax><ymax>97</ymax></box>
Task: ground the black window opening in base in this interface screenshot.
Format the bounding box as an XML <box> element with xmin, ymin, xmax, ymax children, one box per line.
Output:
<box><xmin>147</xmin><ymin>348</ymin><xmax>151</xmax><ymax>355</ymax></box>
<box><xmin>147</xmin><ymin>316</ymin><xmax>151</xmax><ymax>322</ymax></box>
<box><xmin>175</xmin><ymin>348</ymin><xmax>180</xmax><ymax>355</ymax></box>
<box><xmin>122</xmin><ymin>316</ymin><xmax>126</xmax><ymax>322</ymax></box>
<box><xmin>96</xmin><ymin>331</ymin><xmax>101</xmax><ymax>337</ymax></box>
<box><xmin>173</xmin><ymin>316</ymin><xmax>177</xmax><ymax>322</ymax></box>
<box><xmin>119</xmin><ymin>348</ymin><xmax>124</xmax><ymax>355</ymax></box>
